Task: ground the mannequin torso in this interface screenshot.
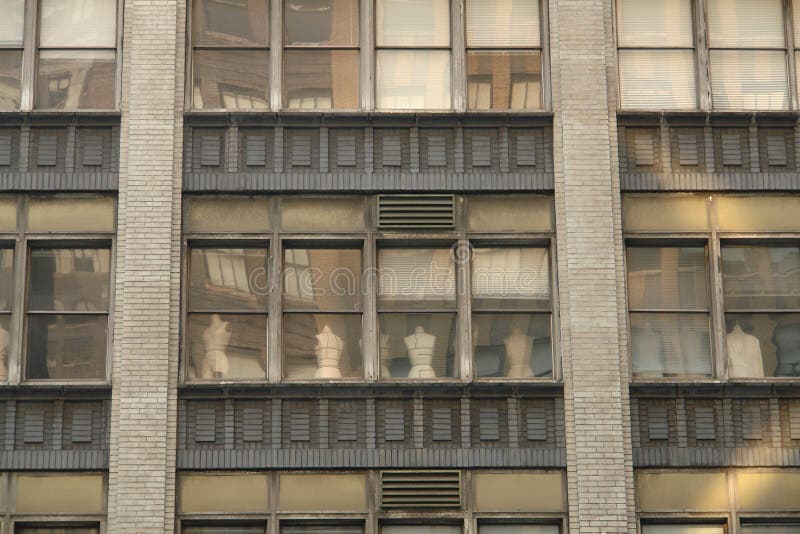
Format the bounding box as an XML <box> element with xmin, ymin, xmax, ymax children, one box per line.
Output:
<box><xmin>503</xmin><ymin>326</ymin><xmax>533</xmax><ymax>378</ymax></box>
<box><xmin>201</xmin><ymin>314</ymin><xmax>232</xmax><ymax>378</ymax></box>
<box><xmin>315</xmin><ymin>325</ymin><xmax>344</xmax><ymax>378</ymax></box>
<box><xmin>727</xmin><ymin>324</ymin><xmax>764</xmax><ymax>378</ymax></box>
<box><xmin>404</xmin><ymin>326</ymin><xmax>436</xmax><ymax>378</ymax></box>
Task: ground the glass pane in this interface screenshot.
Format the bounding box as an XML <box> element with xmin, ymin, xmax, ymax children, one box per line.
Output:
<box><xmin>184</xmin><ymin>197</ymin><xmax>271</xmax><ymax>233</ymax></box>
<box><xmin>284</xmin><ymin>0</ymin><xmax>359</xmax><ymax>46</ymax></box>
<box><xmin>722</xmin><ymin>246</ymin><xmax>800</xmax><ymax>310</ymax></box>
<box><xmin>619</xmin><ymin>49</ymin><xmax>696</xmax><ymax>110</ymax></box>
<box><xmin>726</xmin><ymin>313</ymin><xmax>800</xmax><ymax>378</ymax></box>
<box><xmin>707</xmin><ymin>0</ymin><xmax>784</xmax><ymax>48</ymax></box>
<box><xmin>0</xmin><ymin>314</ymin><xmax>9</xmax><ymax>381</ymax></box>
<box><xmin>378</xmin><ymin>248</ymin><xmax>455</xmax><ymax>309</ymax></box>
<box><xmin>378</xmin><ymin>313</ymin><xmax>456</xmax><ymax>378</ymax></box>
<box><xmin>617</xmin><ymin>0</ymin><xmax>693</xmax><ymax>47</ymax></box>
<box><xmin>28</xmin><ymin>197</ymin><xmax>115</xmax><ymax>232</ymax></box>
<box><xmin>741</xmin><ymin>525</ymin><xmax>800</xmax><ymax>534</ymax></box>
<box><xmin>284</xmin><ymin>50</ymin><xmax>359</xmax><ymax>110</ymax></box>
<box><xmin>187</xmin><ymin>313</ymin><xmax>267</xmax><ymax>380</ymax></box>
<box><xmin>467</xmin><ymin>51</ymin><xmax>542</xmax><ymax>110</ymax></box>
<box><xmin>26</xmin><ymin>314</ymin><xmax>107</xmax><ymax>380</ymax></box>
<box><xmin>466</xmin><ymin>0</ymin><xmax>539</xmax><ymax>47</ymax></box>
<box><xmin>717</xmin><ymin>195</ymin><xmax>800</xmax><ymax>232</ymax></box>
<box><xmin>472</xmin><ymin>313</ymin><xmax>552</xmax><ymax>378</ymax></box>
<box><xmin>283</xmin><ymin>313</ymin><xmax>363</xmax><ymax>378</ymax></box>
<box><xmin>0</xmin><ymin>0</ymin><xmax>24</xmax><ymax>45</ymax></box>
<box><xmin>467</xmin><ymin>196</ymin><xmax>554</xmax><ymax>232</ymax></box>
<box><xmin>480</xmin><ymin>526</ymin><xmax>559</xmax><ymax>534</ymax></box>
<box><xmin>627</xmin><ymin>247</ymin><xmax>708</xmax><ymax>311</ymax></box>
<box><xmin>282</xmin><ymin>525</ymin><xmax>363</xmax><ymax>534</ymax></box>
<box><xmin>193</xmin><ymin>0</ymin><xmax>269</xmax><ymax>47</ymax></box>
<box><xmin>281</xmin><ymin>197</ymin><xmax>364</xmax><ymax>232</ymax></box>
<box><xmin>472</xmin><ymin>247</ymin><xmax>550</xmax><ymax>310</ymax></box>
<box><xmin>183</xmin><ymin>527</ymin><xmax>265</xmax><ymax>534</ymax></box>
<box><xmin>189</xmin><ymin>248</ymin><xmax>268</xmax><ymax>312</ymax></box>
<box><xmin>283</xmin><ymin>248</ymin><xmax>361</xmax><ymax>311</ymax></box>
<box><xmin>376</xmin><ymin>50</ymin><xmax>451</xmax><ymax>110</ymax></box>
<box><xmin>0</xmin><ymin>248</ymin><xmax>13</xmax><ymax>311</ymax></box>
<box><xmin>17</xmin><ymin>529</ymin><xmax>100</xmax><ymax>534</ymax></box>
<box><xmin>382</xmin><ymin>527</ymin><xmax>460</xmax><ymax>534</ymax></box>
<box><xmin>376</xmin><ymin>0</ymin><xmax>450</xmax><ymax>46</ymax></box>
<box><xmin>630</xmin><ymin>312</ymin><xmax>712</xmax><ymax>377</ymax></box>
<box><xmin>709</xmin><ymin>50</ymin><xmax>788</xmax><ymax>111</ymax></box>
<box><xmin>642</xmin><ymin>527</ymin><xmax>724</xmax><ymax>534</ymax></box>
<box><xmin>622</xmin><ymin>194</ymin><xmax>709</xmax><ymax>232</ymax></box>
<box><xmin>36</xmin><ymin>50</ymin><xmax>116</xmax><ymax>110</ymax></box>
<box><xmin>193</xmin><ymin>50</ymin><xmax>269</xmax><ymax>110</ymax></box>
<box><xmin>29</xmin><ymin>249</ymin><xmax>111</xmax><ymax>312</ymax></box>
<box><xmin>40</xmin><ymin>0</ymin><xmax>116</xmax><ymax>47</ymax></box>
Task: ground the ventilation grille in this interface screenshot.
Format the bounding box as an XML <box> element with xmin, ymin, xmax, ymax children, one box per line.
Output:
<box><xmin>381</xmin><ymin>470</ymin><xmax>461</xmax><ymax>509</ymax></box>
<box><xmin>377</xmin><ymin>195</ymin><xmax>455</xmax><ymax>229</ymax></box>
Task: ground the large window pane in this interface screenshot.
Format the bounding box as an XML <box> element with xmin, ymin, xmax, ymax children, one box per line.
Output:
<box><xmin>379</xmin><ymin>313</ymin><xmax>456</xmax><ymax>378</ymax></box>
<box><xmin>617</xmin><ymin>0</ymin><xmax>693</xmax><ymax>47</ymax></box>
<box><xmin>0</xmin><ymin>0</ymin><xmax>24</xmax><ymax>45</ymax></box>
<box><xmin>0</xmin><ymin>50</ymin><xmax>22</xmax><ymax>111</ymax></box>
<box><xmin>466</xmin><ymin>0</ymin><xmax>540</xmax><ymax>47</ymax></box>
<box><xmin>480</xmin><ymin>526</ymin><xmax>559</xmax><ymax>534</ymax></box>
<box><xmin>721</xmin><ymin>246</ymin><xmax>800</xmax><ymax>310</ymax></box>
<box><xmin>376</xmin><ymin>0</ymin><xmax>450</xmax><ymax>46</ymax></box>
<box><xmin>284</xmin><ymin>50</ymin><xmax>359</xmax><ymax>110</ymax></box>
<box><xmin>378</xmin><ymin>248</ymin><xmax>455</xmax><ymax>309</ymax></box>
<box><xmin>0</xmin><ymin>248</ymin><xmax>13</xmax><ymax>311</ymax></box>
<box><xmin>187</xmin><ymin>313</ymin><xmax>267</xmax><ymax>379</ymax></box>
<box><xmin>707</xmin><ymin>0</ymin><xmax>784</xmax><ymax>48</ymax></box>
<box><xmin>642</xmin><ymin>527</ymin><xmax>724</xmax><ymax>534</ymax></box>
<box><xmin>26</xmin><ymin>314</ymin><xmax>107</xmax><ymax>380</ymax></box>
<box><xmin>282</xmin><ymin>525</ymin><xmax>363</xmax><ymax>534</ymax></box>
<box><xmin>726</xmin><ymin>313</ymin><xmax>800</xmax><ymax>377</ymax></box>
<box><xmin>37</xmin><ymin>50</ymin><xmax>116</xmax><ymax>110</ymax></box>
<box><xmin>377</xmin><ymin>50</ymin><xmax>451</xmax><ymax>110</ymax></box>
<box><xmin>467</xmin><ymin>51</ymin><xmax>542</xmax><ymax>110</ymax></box>
<box><xmin>709</xmin><ymin>50</ymin><xmax>788</xmax><ymax>110</ymax></box>
<box><xmin>619</xmin><ymin>49</ymin><xmax>696</xmax><ymax>109</ymax></box>
<box><xmin>284</xmin><ymin>0</ymin><xmax>359</xmax><ymax>46</ymax></box>
<box><xmin>29</xmin><ymin>249</ymin><xmax>111</xmax><ymax>312</ymax></box>
<box><xmin>472</xmin><ymin>247</ymin><xmax>550</xmax><ymax>310</ymax></box>
<box><xmin>40</xmin><ymin>0</ymin><xmax>117</xmax><ymax>47</ymax></box>
<box><xmin>627</xmin><ymin>247</ymin><xmax>708</xmax><ymax>311</ymax></box>
<box><xmin>190</xmin><ymin>248</ymin><xmax>268</xmax><ymax>312</ymax></box>
<box><xmin>741</xmin><ymin>525</ymin><xmax>800</xmax><ymax>534</ymax></box>
<box><xmin>630</xmin><ymin>312</ymin><xmax>712</xmax><ymax>377</ymax></box>
<box><xmin>283</xmin><ymin>248</ymin><xmax>361</xmax><ymax>311</ymax></box>
<box><xmin>473</xmin><ymin>313</ymin><xmax>552</xmax><ymax>378</ymax></box>
<box><xmin>183</xmin><ymin>526</ymin><xmax>265</xmax><ymax>534</ymax></box>
<box><xmin>382</xmin><ymin>527</ymin><xmax>460</xmax><ymax>534</ymax></box>
<box><xmin>283</xmin><ymin>313</ymin><xmax>363</xmax><ymax>378</ymax></box>
<box><xmin>193</xmin><ymin>0</ymin><xmax>269</xmax><ymax>47</ymax></box>
<box><xmin>193</xmin><ymin>50</ymin><xmax>269</xmax><ymax>109</ymax></box>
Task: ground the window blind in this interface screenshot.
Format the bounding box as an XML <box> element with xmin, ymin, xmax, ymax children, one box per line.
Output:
<box><xmin>630</xmin><ymin>313</ymin><xmax>713</xmax><ymax>376</ymax></box>
<box><xmin>376</xmin><ymin>0</ymin><xmax>450</xmax><ymax>46</ymax></box>
<box><xmin>378</xmin><ymin>248</ymin><xmax>455</xmax><ymax>303</ymax></box>
<box><xmin>642</xmin><ymin>527</ymin><xmax>724</xmax><ymax>534</ymax></box>
<box><xmin>466</xmin><ymin>0</ymin><xmax>540</xmax><ymax>47</ymax></box>
<box><xmin>40</xmin><ymin>0</ymin><xmax>117</xmax><ymax>47</ymax></box>
<box><xmin>471</xmin><ymin>247</ymin><xmax>550</xmax><ymax>303</ymax></box>
<box><xmin>619</xmin><ymin>50</ymin><xmax>696</xmax><ymax>109</ymax></box>
<box><xmin>709</xmin><ymin>50</ymin><xmax>788</xmax><ymax>110</ymax></box>
<box><xmin>617</xmin><ymin>0</ymin><xmax>693</xmax><ymax>47</ymax></box>
<box><xmin>376</xmin><ymin>50</ymin><xmax>451</xmax><ymax>110</ymax></box>
<box><xmin>707</xmin><ymin>0</ymin><xmax>784</xmax><ymax>48</ymax></box>
<box><xmin>0</xmin><ymin>0</ymin><xmax>24</xmax><ymax>45</ymax></box>
<box><xmin>627</xmin><ymin>247</ymin><xmax>708</xmax><ymax>311</ymax></box>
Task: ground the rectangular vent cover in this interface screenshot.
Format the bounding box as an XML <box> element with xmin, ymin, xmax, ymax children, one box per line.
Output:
<box><xmin>377</xmin><ymin>195</ymin><xmax>455</xmax><ymax>229</ymax></box>
<box><xmin>381</xmin><ymin>470</ymin><xmax>461</xmax><ymax>509</ymax></box>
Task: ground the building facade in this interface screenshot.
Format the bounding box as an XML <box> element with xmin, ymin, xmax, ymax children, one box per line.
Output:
<box><xmin>0</xmin><ymin>0</ymin><xmax>798</xmax><ymax>533</ymax></box>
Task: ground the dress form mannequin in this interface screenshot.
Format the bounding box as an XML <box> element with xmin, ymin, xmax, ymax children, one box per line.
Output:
<box><xmin>0</xmin><ymin>323</ymin><xmax>8</xmax><ymax>381</ymax></box>
<box><xmin>404</xmin><ymin>326</ymin><xmax>436</xmax><ymax>378</ymax></box>
<box><xmin>201</xmin><ymin>314</ymin><xmax>232</xmax><ymax>379</ymax></box>
<box><xmin>379</xmin><ymin>333</ymin><xmax>391</xmax><ymax>377</ymax></box>
<box><xmin>632</xmin><ymin>321</ymin><xmax>664</xmax><ymax>377</ymax></box>
<box><xmin>727</xmin><ymin>323</ymin><xmax>764</xmax><ymax>378</ymax></box>
<box><xmin>315</xmin><ymin>324</ymin><xmax>344</xmax><ymax>378</ymax></box>
<box><xmin>503</xmin><ymin>324</ymin><xmax>534</xmax><ymax>378</ymax></box>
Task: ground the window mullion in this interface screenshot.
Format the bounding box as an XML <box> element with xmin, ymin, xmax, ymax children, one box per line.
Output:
<box><xmin>785</xmin><ymin>0</ymin><xmax>798</xmax><ymax>110</ymax></box>
<box><xmin>8</xmin><ymin>234</ymin><xmax>26</xmax><ymax>384</ymax></box>
<box><xmin>457</xmin><ymin>238</ymin><xmax>472</xmax><ymax>380</ymax></box>
<box><xmin>19</xmin><ymin>0</ymin><xmax>38</xmax><ymax>110</ymax></box>
<box><xmin>268</xmin><ymin>233</ymin><xmax>282</xmax><ymax>382</ymax></box>
<box><xmin>361</xmin><ymin>0</ymin><xmax>373</xmax><ymax>109</ymax></box>
<box><xmin>707</xmin><ymin>200</ymin><xmax>727</xmax><ymax>380</ymax></box>
<box><xmin>270</xmin><ymin>0</ymin><xmax>283</xmax><ymax>110</ymax></box>
<box><xmin>451</xmin><ymin>0</ymin><xmax>466</xmax><ymax>112</ymax></box>
<box><xmin>695</xmin><ymin>0</ymin><xmax>713</xmax><ymax>110</ymax></box>
<box><xmin>363</xmin><ymin>224</ymin><xmax>378</xmax><ymax>381</ymax></box>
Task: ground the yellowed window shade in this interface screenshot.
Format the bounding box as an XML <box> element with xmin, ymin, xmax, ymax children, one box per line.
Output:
<box><xmin>622</xmin><ymin>195</ymin><xmax>709</xmax><ymax>232</ymax></box>
<box><xmin>16</xmin><ymin>474</ymin><xmax>104</xmax><ymax>514</ymax></box>
<box><xmin>184</xmin><ymin>197</ymin><xmax>271</xmax><ymax>233</ymax></box>
<box><xmin>474</xmin><ymin>472</ymin><xmax>565</xmax><ymax>512</ymax></box>
<box><xmin>281</xmin><ymin>197</ymin><xmax>364</xmax><ymax>232</ymax></box>
<box><xmin>716</xmin><ymin>196</ymin><xmax>800</xmax><ymax>232</ymax></box>
<box><xmin>28</xmin><ymin>197</ymin><xmax>115</xmax><ymax>232</ymax></box>
<box><xmin>467</xmin><ymin>196</ymin><xmax>554</xmax><ymax>232</ymax></box>
<box><xmin>736</xmin><ymin>471</ymin><xmax>800</xmax><ymax>511</ymax></box>
<box><xmin>179</xmin><ymin>473</ymin><xmax>269</xmax><ymax>513</ymax></box>
<box><xmin>0</xmin><ymin>198</ymin><xmax>17</xmax><ymax>232</ymax></box>
<box><xmin>636</xmin><ymin>471</ymin><xmax>728</xmax><ymax>512</ymax></box>
<box><xmin>279</xmin><ymin>473</ymin><xmax>367</xmax><ymax>511</ymax></box>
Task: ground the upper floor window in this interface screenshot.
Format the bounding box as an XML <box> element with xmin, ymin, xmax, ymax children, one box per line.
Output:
<box><xmin>0</xmin><ymin>0</ymin><xmax>119</xmax><ymax>111</ymax></box>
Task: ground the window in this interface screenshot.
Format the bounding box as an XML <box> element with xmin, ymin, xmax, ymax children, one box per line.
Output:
<box><xmin>16</xmin><ymin>527</ymin><xmax>100</xmax><ymax>534</ymax></box>
<box><xmin>465</xmin><ymin>0</ymin><xmax>542</xmax><ymax>110</ymax></box>
<box><xmin>740</xmin><ymin>525</ymin><xmax>800</xmax><ymax>534</ymax></box>
<box><xmin>0</xmin><ymin>0</ymin><xmax>24</xmax><ymax>110</ymax></box>
<box><xmin>641</xmin><ymin>526</ymin><xmax>724</xmax><ymax>534</ymax></box>
<box><xmin>282</xmin><ymin>523</ymin><xmax>364</xmax><ymax>534</ymax></box>
<box><xmin>382</xmin><ymin>527</ymin><xmax>461</xmax><ymax>534</ymax></box>
<box><xmin>183</xmin><ymin>527</ymin><xmax>266</xmax><ymax>534</ymax></box>
<box><xmin>0</xmin><ymin>246</ymin><xmax>13</xmax><ymax>381</ymax></box>
<box><xmin>479</xmin><ymin>526</ymin><xmax>559</xmax><ymax>534</ymax></box>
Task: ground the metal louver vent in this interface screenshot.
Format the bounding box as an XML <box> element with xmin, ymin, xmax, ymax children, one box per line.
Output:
<box><xmin>377</xmin><ymin>195</ymin><xmax>455</xmax><ymax>229</ymax></box>
<box><xmin>381</xmin><ymin>470</ymin><xmax>461</xmax><ymax>509</ymax></box>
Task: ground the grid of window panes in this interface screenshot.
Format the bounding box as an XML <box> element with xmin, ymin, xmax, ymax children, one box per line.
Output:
<box><xmin>465</xmin><ymin>0</ymin><xmax>543</xmax><ymax>110</ymax></box>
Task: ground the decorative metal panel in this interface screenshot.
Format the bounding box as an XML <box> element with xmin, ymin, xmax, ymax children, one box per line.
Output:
<box><xmin>377</xmin><ymin>194</ymin><xmax>455</xmax><ymax>229</ymax></box>
<box><xmin>23</xmin><ymin>409</ymin><xmax>45</xmax><ymax>444</ymax></box>
<box><xmin>382</xmin><ymin>137</ymin><xmax>402</xmax><ymax>167</ymax></box>
<box><xmin>427</xmin><ymin>136</ymin><xmax>447</xmax><ymax>167</ymax></box>
<box><xmin>37</xmin><ymin>136</ymin><xmax>58</xmax><ymax>167</ymax></box>
<box><xmin>246</xmin><ymin>136</ymin><xmax>267</xmax><ymax>167</ymax></box>
<box><xmin>431</xmin><ymin>408</ymin><xmax>453</xmax><ymax>442</ymax></box>
<box><xmin>291</xmin><ymin>135</ymin><xmax>312</xmax><ymax>167</ymax></box>
<box><xmin>290</xmin><ymin>409</ymin><xmax>310</xmax><ymax>441</ymax></box>
<box><xmin>336</xmin><ymin>408</ymin><xmax>358</xmax><ymax>442</ymax></box>
<box><xmin>384</xmin><ymin>407</ymin><xmax>405</xmax><ymax>442</ymax></box>
<box><xmin>381</xmin><ymin>470</ymin><xmax>460</xmax><ymax>509</ymax></box>
<box><xmin>647</xmin><ymin>406</ymin><xmax>669</xmax><ymax>441</ymax></box>
<box><xmin>336</xmin><ymin>135</ymin><xmax>357</xmax><ymax>167</ymax></box>
<box><xmin>517</xmin><ymin>135</ymin><xmax>536</xmax><ymax>166</ymax></box>
<box><xmin>741</xmin><ymin>404</ymin><xmax>762</xmax><ymax>440</ymax></box>
<box><xmin>677</xmin><ymin>132</ymin><xmax>699</xmax><ymax>166</ymax></box>
<box><xmin>694</xmin><ymin>406</ymin><xmax>716</xmax><ymax>441</ymax></box>
<box><xmin>479</xmin><ymin>408</ymin><xmax>500</xmax><ymax>441</ymax></box>
<box><xmin>791</xmin><ymin>402</ymin><xmax>800</xmax><ymax>440</ymax></box>
<box><xmin>242</xmin><ymin>408</ymin><xmax>263</xmax><ymax>442</ymax></box>
<box><xmin>633</xmin><ymin>132</ymin><xmax>655</xmax><ymax>166</ymax></box>
<box><xmin>200</xmin><ymin>136</ymin><xmax>221</xmax><ymax>167</ymax></box>
<box><xmin>195</xmin><ymin>408</ymin><xmax>217</xmax><ymax>442</ymax></box>
<box><xmin>525</xmin><ymin>406</ymin><xmax>547</xmax><ymax>441</ymax></box>
<box><xmin>766</xmin><ymin>135</ymin><xmax>788</xmax><ymax>166</ymax></box>
<box><xmin>70</xmin><ymin>408</ymin><xmax>93</xmax><ymax>443</ymax></box>
<box><xmin>721</xmin><ymin>133</ymin><xmax>742</xmax><ymax>166</ymax></box>
<box><xmin>82</xmin><ymin>136</ymin><xmax>103</xmax><ymax>167</ymax></box>
<box><xmin>471</xmin><ymin>136</ymin><xmax>491</xmax><ymax>167</ymax></box>
<box><xmin>0</xmin><ymin>135</ymin><xmax>11</xmax><ymax>166</ymax></box>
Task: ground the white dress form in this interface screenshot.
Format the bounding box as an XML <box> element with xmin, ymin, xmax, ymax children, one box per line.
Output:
<box><xmin>404</xmin><ymin>326</ymin><xmax>436</xmax><ymax>378</ymax></box>
<box><xmin>0</xmin><ymin>323</ymin><xmax>8</xmax><ymax>381</ymax></box>
<box><xmin>201</xmin><ymin>314</ymin><xmax>232</xmax><ymax>378</ymax></box>
<box><xmin>504</xmin><ymin>325</ymin><xmax>534</xmax><ymax>378</ymax></box>
<box><xmin>727</xmin><ymin>323</ymin><xmax>764</xmax><ymax>378</ymax></box>
<box><xmin>315</xmin><ymin>324</ymin><xmax>344</xmax><ymax>378</ymax></box>
<box><xmin>379</xmin><ymin>333</ymin><xmax>391</xmax><ymax>377</ymax></box>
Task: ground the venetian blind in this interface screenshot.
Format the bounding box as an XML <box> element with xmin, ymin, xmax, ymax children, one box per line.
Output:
<box><xmin>630</xmin><ymin>312</ymin><xmax>713</xmax><ymax>376</ymax></box>
<box><xmin>471</xmin><ymin>248</ymin><xmax>550</xmax><ymax>306</ymax></box>
<box><xmin>707</xmin><ymin>0</ymin><xmax>784</xmax><ymax>48</ymax></box>
<box><xmin>40</xmin><ymin>0</ymin><xmax>117</xmax><ymax>47</ymax></box>
<box><xmin>378</xmin><ymin>248</ymin><xmax>455</xmax><ymax>304</ymax></box>
<box><xmin>618</xmin><ymin>50</ymin><xmax>697</xmax><ymax>109</ymax></box>
<box><xmin>617</xmin><ymin>0</ymin><xmax>693</xmax><ymax>47</ymax></box>
<box><xmin>721</xmin><ymin>246</ymin><xmax>800</xmax><ymax>310</ymax></box>
<box><xmin>709</xmin><ymin>50</ymin><xmax>789</xmax><ymax>110</ymax></box>
<box><xmin>466</xmin><ymin>0</ymin><xmax>540</xmax><ymax>48</ymax></box>
<box><xmin>642</xmin><ymin>527</ymin><xmax>724</xmax><ymax>534</ymax></box>
<box><xmin>376</xmin><ymin>50</ymin><xmax>451</xmax><ymax>110</ymax></box>
<box><xmin>627</xmin><ymin>247</ymin><xmax>708</xmax><ymax>311</ymax></box>
<box><xmin>376</xmin><ymin>0</ymin><xmax>450</xmax><ymax>46</ymax></box>
<box><xmin>0</xmin><ymin>0</ymin><xmax>24</xmax><ymax>45</ymax></box>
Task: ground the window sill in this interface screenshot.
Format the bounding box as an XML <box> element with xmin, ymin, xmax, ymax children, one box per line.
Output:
<box><xmin>630</xmin><ymin>379</ymin><xmax>800</xmax><ymax>397</ymax></box>
<box><xmin>0</xmin><ymin>382</ymin><xmax>111</xmax><ymax>398</ymax></box>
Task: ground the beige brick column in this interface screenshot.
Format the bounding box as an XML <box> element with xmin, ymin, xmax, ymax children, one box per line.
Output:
<box><xmin>106</xmin><ymin>0</ymin><xmax>185</xmax><ymax>530</ymax></box>
<box><xmin>548</xmin><ymin>0</ymin><xmax>636</xmax><ymax>532</ymax></box>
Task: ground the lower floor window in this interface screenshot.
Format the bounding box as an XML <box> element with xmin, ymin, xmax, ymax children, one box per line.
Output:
<box><xmin>382</xmin><ymin>527</ymin><xmax>460</xmax><ymax>534</ymax></box>
<box><xmin>183</xmin><ymin>526</ymin><xmax>265</xmax><ymax>534</ymax></box>
<box><xmin>282</xmin><ymin>524</ymin><xmax>364</xmax><ymax>534</ymax></box>
<box><xmin>479</xmin><ymin>526</ymin><xmax>559</xmax><ymax>534</ymax></box>
<box><xmin>740</xmin><ymin>525</ymin><xmax>800</xmax><ymax>534</ymax></box>
<box><xmin>16</xmin><ymin>527</ymin><xmax>100</xmax><ymax>534</ymax></box>
<box><xmin>642</xmin><ymin>526</ymin><xmax>725</xmax><ymax>534</ymax></box>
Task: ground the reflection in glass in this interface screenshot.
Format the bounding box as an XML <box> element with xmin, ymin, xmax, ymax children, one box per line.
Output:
<box><xmin>189</xmin><ymin>248</ymin><xmax>268</xmax><ymax>311</ymax></box>
<box><xmin>0</xmin><ymin>314</ymin><xmax>9</xmax><ymax>381</ymax></box>
<box><xmin>376</xmin><ymin>0</ymin><xmax>450</xmax><ymax>46</ymax></box>
<box><xmin>37</xmin><ymin>50</ymin><xmax>116</xmax><ymax>110</ymax></box>
<box><xmin>376</xmin><ymin>50</ymin><xmax>451</xmax><ymax>110</ymax></box>
<box><xmin>193</xmin><ymin>50</ymin><xmax>269</xmax><ymax>109</ymax></box>
<box><xmin>379</xmin><ymin>248</ymin><xmax>455</xmax><ymax>309</ymax></box>
<box><xmin>0</xmin><ymin>50</ymin><xmax>22</xmax><ymax>110</ymax></box>
<box><xmin>284</xmin><ymin>0</ymin><xmax>359</xmax><ymax>46</ymax></box>
<box><xmin>283</xmin><ymin>313</ymin><xmax>362</xmax><ymax>378</ymax></box>
<box><xmin>26</xmin><ymin>314</ymin><xmax>107</xmax><ymax>380</ymax></box>
<box><xmin>627</xmin><ymin>246</ymin><xmax>708</xmax><ymax>310</ymax></box>
<box><xmin>193</xmin><ymin>0</ymin><xmax>269</xmax><ymax>47</ymax></box>
<box><xmin>616</xmin><ymin>0</ymin><xmax>694</xmax><ymax>47</ymax></box>
<box><xmin>722</xmin><ymin>245</ymin><xmax>800</xmax><ymax>310</ymax></box>
<box><xmin>725</xmin><ymin>314</ymin><xmax>800</xmax><ymax>377</ymax></box>
<box><xmin>630</xmin><ymin>312</ymin><xmax>712</xmax><ymax>377</ymax></box>
<box><xmin>283</xmin><ymin>248</ymin><xmax>361</xmax><ymax>310</ymax></box>
<box><xmin>29</xmin><ymin>249</ymin><xmax>111</xmax><ymax>312</ymax></box>
<box><xmin>187</xmin><ymin>313</ymin><xmax>267</xmax><ymax>380</ymax></box>
<box><xmin>0</xmin><ymin>0</ymin><xmax>24</xmax><ymax>45</ymax></box>
<box><xmin>466</xmin><ymin>0</ymin><xmax>540</xmax><ymax>47</ymax></box>
<box><xmin>471</xmin><ymin>247</ymin><xmax>549</xmax><ymax>310</ymax></box>
<box><xmin>379</xmin><ymin>313</ymin><xmax>456</xmax><ymax>378</ymax></box>
<box><xmin>0</xmin><ymin>248</ymin><xmax>13</xmax><ymax>310</ymax></box>
<box><xmin>284</xmin><ymin>50</ymin><xmax>359</xmax><ymax>109</ymax></box>
<box><xmin>467</xmin><ymin>51</ymin><xmax>542</xmax><ymax>110</ymax></box>
<box><xmin>472</xmin><ymin>313</ymin><xmax>551</xmax><ymax>378</ymax></box>
<box><xmin>40</xmin><ymin>0</ymin><xmax>117</xmax><ymax>47</ymax></box>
